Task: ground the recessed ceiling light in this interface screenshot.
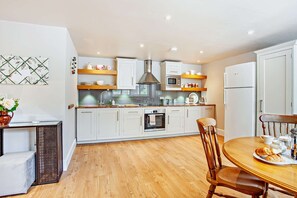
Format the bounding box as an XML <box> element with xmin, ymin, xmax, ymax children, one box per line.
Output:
<box><xmin>170</xmin><ymin>47</ymin><xmax>178</xmax><ymax>51</ymax></box>
<box><xmin>197</xmin><ymin>60</ymin><xmax>201</xmax><ymax>63</ymax></box>
<box><xmin>140</xmin><ymin>43</ymin><xmax>144</xmax><ymax>48</ymax></box>
<box><xmin>248</xmin><ymin>30</ymin><xmax>255</xmax><ymax>35</ymax></box>
<box><xmin>165</xmin><ymin>15</ymin><xmax>172</xmax><ymax>21</ymax></box>
<box><xmin>200</xmin><ymin>50</ymin><xmax>204</xmax><ymax>54</ymax></box>
<box><xmin>96</xmin><ymin>51</ymin><xmax>101</xmax><ymax>55</ymax></box>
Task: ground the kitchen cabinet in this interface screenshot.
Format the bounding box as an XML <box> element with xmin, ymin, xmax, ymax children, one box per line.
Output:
<box><xmin>201</xmin><ymin>106</ymin><xmax>215</xmax><ymax>118</ymax></box>
<box><xmin>97</xmin><ymin>109</ymin><xmax>120</xmax><ymax>139</ymax></box>
<box><xmin>77</xmin><ymin>109</ymin><xmax>97</xmax><ymax>141</ymax></box>
<box><xmin>121</xmin><ymin>108</ymin><xmax>144</xmax><ymax>137</ymax></box>
<box><xmin>166</xmin><ymin>107</ymin><xmax>185</xmax><ymax>133</ymax></box>
<box><xmin>255</xmin><ymin>40</ymin><xmax>296</xmax><ymax>133</ymax></box>
<box><xmin>161</xmin><ymin>61</ymin><xmax>182</xmax><ymax>75</ymax></box>
<box><xmin>184</xmin><ymin>107</ymin><xmax>202</xmax><ymax>133</ymax></box>
<box><xmin>116</xmin><ymin>58</ymin><xmax>137</xmax><ymax>89</ymax></box>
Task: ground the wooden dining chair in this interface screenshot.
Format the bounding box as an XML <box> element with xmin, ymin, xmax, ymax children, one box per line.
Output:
<box><xmin>259</xmin><ymin>114</ymin><xmax>297</xmax><ymax>137</ymax></box>
<box><xmin>259</xmin><ymin>114</ymin><xmax>297</xmax><ymax>196</ymax></box>
<box><xmin>197</xmin><ymin>118</ymin><xmax>268</xmax><ymax>198</ymax></box>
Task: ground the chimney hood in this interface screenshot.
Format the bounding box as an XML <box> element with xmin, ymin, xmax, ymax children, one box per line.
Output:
<box><xmin>138</xmin><ymin>60</ymin><xmax>160</xmax><ymax>84</ymax></box>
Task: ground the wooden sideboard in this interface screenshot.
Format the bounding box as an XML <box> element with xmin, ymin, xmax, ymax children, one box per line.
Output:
<box><xmin>0</xmin><ymin>121</ymin><xmax>63</xmax><ymax>185</ymax></box>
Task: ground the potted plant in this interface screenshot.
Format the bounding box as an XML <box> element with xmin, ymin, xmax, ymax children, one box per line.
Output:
<box><xmin>0</xmin><ymin>97</ymin><xmax>19</xmax><ymax>126</ymax></box>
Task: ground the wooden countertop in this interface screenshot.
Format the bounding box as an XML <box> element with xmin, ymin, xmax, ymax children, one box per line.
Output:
<box><xmin>76</xmin><ymin>104</ymin><xmax>215</xmax><ymax>109</ymax></box>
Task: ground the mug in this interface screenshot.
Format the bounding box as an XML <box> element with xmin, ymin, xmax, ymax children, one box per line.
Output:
<box><xmin>260</xmin><ymin>135</ymin><xmax>274</xmax><ymax>145</ymax></box>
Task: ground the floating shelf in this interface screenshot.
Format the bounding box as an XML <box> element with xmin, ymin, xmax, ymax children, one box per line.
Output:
<box><xmin>181</xmin><ymin>87</ymin><xmax>207</xmax><ymax>92</ymax></box>
<box><xmin>77</xmin><ymin>85</ymin><xmax>117</xmax><ymax>90</ymax></box>
<box><xmin>181</xmin><ymin>74</ymin><xmax>207</xmax><ymax>79</ymax></box>
<box><xmin>78</xmin><ymin>69</ymin><xmax>117</xmax><ymax>75</ymax></box>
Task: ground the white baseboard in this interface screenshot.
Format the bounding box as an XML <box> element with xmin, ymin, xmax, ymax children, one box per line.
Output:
<box><xmin>217</xmin><ymin>128</ymin><xmax>224</xmax><ymax>136</ymax></box>
<box><xmin>63</xmin><ymin>138</ymin><xmax>76</xmax><ymax>171</ymax></box>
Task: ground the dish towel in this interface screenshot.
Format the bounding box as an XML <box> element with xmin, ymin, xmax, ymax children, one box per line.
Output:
<box><xmin>149</xmin><ymin>115</ymin><xmax>156</xmax><ymax>126</ymax></box>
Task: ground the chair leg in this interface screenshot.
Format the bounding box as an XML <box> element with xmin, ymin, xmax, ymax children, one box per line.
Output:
<box><xmin>206</xmin><ymin>184</ymin><xmax>216</xmax><ymax>198</ymax></box>
<box><xmin>262</xmin><ymin>183</ymin><xmax>268</xmax><ymax>198</ymax></box>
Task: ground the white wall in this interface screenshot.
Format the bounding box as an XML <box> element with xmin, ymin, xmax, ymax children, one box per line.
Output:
<box><xmin>202</xmin><ymin>52</ymin><xmax>256</xmax><ymax>130</ymax></box>
<box><xmin>0</xmin><ymin>20</ymin><xmax>77</xmax><ymax>170</ymax></box>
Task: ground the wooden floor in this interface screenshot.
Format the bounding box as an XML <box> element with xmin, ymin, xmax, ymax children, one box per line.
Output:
<box><xmin>10</xmin><ymin>135</ymin><xmax>291</xmax><ymax>198</ymax></box>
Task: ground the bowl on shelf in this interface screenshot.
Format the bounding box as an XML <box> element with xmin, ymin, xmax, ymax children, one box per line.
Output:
<box><xmin>96</xmin><ymin>80</ymin><xmax>104</xmax><ymax>85</ymax></box>
<box><xmin>190</xmin><ymin>70</ymin><xmax>195</xmax><ymax>75</ymax></box>
<box><xmin>96</xmin><ymin>65</ymin><xmax>104</xmax><ymax>70</ymax></box>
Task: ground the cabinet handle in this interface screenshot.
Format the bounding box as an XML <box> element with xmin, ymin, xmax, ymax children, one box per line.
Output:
<box><xmin>132</xmin><ymin>77</ymin><xmax>134</xmax><ymax>85</ymax></box>
<box><xmin>187</xmin><ymin>109</ymin><xmax>189</xmax><ymax>118</ymax></box>
<box><xmin>128</xmin><ymin>111</ymin><xmax>138</xmax><ymax>113</ymax></box>
<box><xmin>140</xmin><ymin>116</ymin><xmax>142</xmax><ymax>126</ymax></box>
<box><xmin>172</xmin><ymin>110</ymin><xmax>180</xmax><ymax>112</ymax></box>
<box><xmin>168</xmin><ymin>115</ymin><xmax>170</xmax><ymax>124</ymax></box>
<box><xmin>260</xmin><ymin>100</ymin><xmax>263</xmax><ymax>113</ymax></box>
<box><xmin>81</xmin><ymin>112</ymin><xmax>91</xmax><ymax>113</ymax></box>
<box><xmin>117</xmin><ymin>111</ymin><xmax>119</xmax><ymax>121</ymax></box>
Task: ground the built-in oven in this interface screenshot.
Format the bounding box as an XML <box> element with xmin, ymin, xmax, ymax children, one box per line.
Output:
<box><xmin>144</xmin><ymin>109</ymin><xmax>166</xmax><ymax>132</ymax></box>
<box><xmin>166</xmin><ymin>75</ymin><xmax>181</xmax><ymax>89</ymax></box>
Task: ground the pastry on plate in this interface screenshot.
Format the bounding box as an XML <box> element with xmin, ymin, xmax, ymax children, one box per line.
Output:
<box><xmin>265</xmin><ymin>154</ymin><xmax>284</xmax><ymax>162</ymax></box>
<box><xmin>255</xmin><ymin>147</ymin><xmax>273</xmax><ymax>157</ymax></box>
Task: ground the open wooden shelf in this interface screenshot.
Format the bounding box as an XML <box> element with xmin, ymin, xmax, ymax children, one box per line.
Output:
<box><xmin>78</xmin><ymin>69</ymin><xmax>117</xmax><ymax>75</ymax></box>
<box><xmin>77</xmin><ymin>85</ymin><xmax>117</xmax><ymax>90</ymax></box>
<box><xmin>181</xmin><ymin>74</ymin><xmax>207</xmax><ymax>79</ymax></box>
<box><xmin>181</xmin><ymin>87</ymin><xmax>207</xmax><ymax>92</ymax></box>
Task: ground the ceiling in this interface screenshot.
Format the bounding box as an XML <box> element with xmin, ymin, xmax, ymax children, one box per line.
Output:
<box><xmin>1</xmin><ymin>0</ymin><xmax>297</xmax><ymax>64</ymax></box>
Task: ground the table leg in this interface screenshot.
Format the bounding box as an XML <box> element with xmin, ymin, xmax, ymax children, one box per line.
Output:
<box><xmin>0</xmin><ymin>129</ymin><xmax>3</xmax><ymax>156</ymax></box>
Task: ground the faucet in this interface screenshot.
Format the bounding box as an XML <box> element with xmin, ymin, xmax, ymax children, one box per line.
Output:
<box><xmin>99</xmin><ymin>90</ymin><xmax>109</xmax><ymax>105</ymax></box>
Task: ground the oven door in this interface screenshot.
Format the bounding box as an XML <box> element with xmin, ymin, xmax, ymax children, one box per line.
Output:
<box><xmin>144</xmin><ymin>113</ymin><xmax>165</xmax><ymax>132</ymax></box>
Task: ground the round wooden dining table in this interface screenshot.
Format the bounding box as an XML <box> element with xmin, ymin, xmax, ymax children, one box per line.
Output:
<box><xmin>222</xmin><ymin>137</ymin><xmax>297</xmax><ymax>196</ymax></box>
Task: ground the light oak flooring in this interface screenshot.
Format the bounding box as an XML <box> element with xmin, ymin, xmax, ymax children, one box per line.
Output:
<box><xmin>10</xmin><ymin>135</ymin><xmax>291</xmax><ymax>198</ymax></box>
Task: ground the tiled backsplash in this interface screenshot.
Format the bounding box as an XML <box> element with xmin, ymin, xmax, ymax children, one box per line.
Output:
<box><xmin>79</xmin><ymin>84</ymin><xmax>199</xmax><ymax>106</ymax></box>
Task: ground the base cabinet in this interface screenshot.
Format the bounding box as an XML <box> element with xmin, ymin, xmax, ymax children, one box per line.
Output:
<box><xmin>184</xmin><ymin>107</ymin><xmax>202</xmax><ymax>133</ymax></box>
<box><xmin>77</xmin><ymin>109</ymin><xmax>97</xmax><ymax>141</ymax></box>
<box><xmin>121</xmin><ymin>109</ymin><xmax>144</xmax><ymax>137</ymax></box>
<box><xmin>77</xmin><ymin>106</ymin><xmax>215</xmax><ymax>143</ymax></box>
<box><xmin>97</xmin><ymin>109</ymin><xmax>120</xmax><ymax>139</ymax></box>
<box><xmin>166</xmin><ymin>107</ymin><xmax>185</xmax><ymax>133</ymax></box>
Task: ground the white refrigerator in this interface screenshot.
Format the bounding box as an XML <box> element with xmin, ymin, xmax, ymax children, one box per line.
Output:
<box><xmin>224</xmin><ymin>62</ymin><xmax>256</xmax><ymax>142</ymax></box>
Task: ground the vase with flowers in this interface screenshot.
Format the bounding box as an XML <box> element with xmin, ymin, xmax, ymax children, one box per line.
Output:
<box><xmin>0</xmin><ymin>97</ymin><xmax>19</xmax><ymax>126</ymax></box>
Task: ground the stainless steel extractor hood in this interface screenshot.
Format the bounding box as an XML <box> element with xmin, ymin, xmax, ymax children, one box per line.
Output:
<box><xmin>138</xmin><ymin>60</ymin><xmax>160</xmax><ymax>84</ymax></box>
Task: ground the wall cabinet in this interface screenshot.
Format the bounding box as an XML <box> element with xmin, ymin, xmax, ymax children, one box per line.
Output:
<box><xmin>121</xmin><ymin>108</ymin><xmax>144</xmax><ymax>137</ymax></box>
<box><xmin>255</xmin><ymin>40</ymin><xmax>296</xmax><ymax>133</ymax></box>
<box><xmin>116</xmin><ymin>58</ymin><xmax>137</xmax><ymax>89</ymax></box>
<box><xmin>166</xmin><ymin>107</ymin><xmax>185</xmax><ymax>133</ymax></box>
<box><xmin>77</xmin><ymin>109</ymin><xmax>97</xmax><ymax>141</ymax></box>
<box><xmin>161</xmin><ymin>61</ymin><xmax>182</xmax><ymax>75</ymax></box>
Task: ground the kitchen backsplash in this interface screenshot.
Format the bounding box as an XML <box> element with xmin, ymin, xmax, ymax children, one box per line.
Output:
<box><xmin>79</xmin><ymin>84</ymin><xmax>199</xmax><ymax>106</ymax></box>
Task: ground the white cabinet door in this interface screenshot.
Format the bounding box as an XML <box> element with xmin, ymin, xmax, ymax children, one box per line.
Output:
<box><xmin>121</xmin><ymin>109</ymin><xmax>143</xmax><ymax>137</ymax></box>
<box><xmin>185</xmin><ymin>107</ymin><xmax>202</xmax><ymax>133</ymax></box>
<box><xmin>257</xmin><ymin>49</ymin><xmax>293</xmax><ymax>133</ymax></box>
<box><xmin>166</xmin><ymin>107</ymin><xmax>185</xmax><ymax>133</ymax></box>
<box><xmin>117</xmin><ymin>58</ymin><xmax>136</xmax><ymax>89</ymax></box>
<box><xmin>77</xmin><ymin>109</ymin><xmax>97</xmax><ymax>142</ymax></box>
<box><xmin>201</xmin><ymin>106</ymin><xmax>215</xmax><ymax>118</ymax></box>
<box><xmin>97</xmin><ymin>109</ymin><xmax>120</xmax><ymax>139</ymax></box>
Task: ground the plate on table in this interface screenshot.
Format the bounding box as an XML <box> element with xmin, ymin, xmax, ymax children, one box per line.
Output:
<box><xmin>253</xmin><ymin>152</ymin><xmax>296</xmax><ymax>165</ymax></box>
<box><xmin>189</xmin><ymin>93</ymin><xmax>199</xmax><ymax>104</ymax></box>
